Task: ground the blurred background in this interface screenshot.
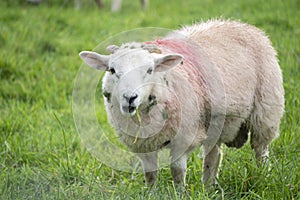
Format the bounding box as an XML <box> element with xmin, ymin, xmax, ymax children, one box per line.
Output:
<box><xmin>0</xmin><ymin>0</ymin><xmax>299</xmax><ymax>199</ymax></box>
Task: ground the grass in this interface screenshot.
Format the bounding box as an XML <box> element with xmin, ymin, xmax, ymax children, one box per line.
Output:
<box><xmin>0</xmin><ymin>0</ymin><xmax>299</xmax><ymax>199</ymax></box>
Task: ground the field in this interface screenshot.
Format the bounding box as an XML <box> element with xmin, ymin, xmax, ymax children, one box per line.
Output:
<box><xmin>0</xmin><ymin>0</ymin><xmax>299</xmax><ymax>199</ymax></box>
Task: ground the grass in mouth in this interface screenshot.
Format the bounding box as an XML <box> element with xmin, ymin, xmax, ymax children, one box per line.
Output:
<box><xmin>1</xmin><ymin>0</ymin><xmax>299</xmax><ymax>199</ymax></box>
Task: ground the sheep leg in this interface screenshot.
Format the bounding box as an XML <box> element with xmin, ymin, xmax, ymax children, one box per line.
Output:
<box><xmin>170</xmin><ymin>153</ymin><xmax>187</xmax><ymax>191</ymax></box>
<box><xmin>250</xmin><ymin>115</ymin><xmax>280</xmax><ymax>166</ymax></box>
<box><xmin>141</xmin><ymin>0</ymin><xmax>148</xmax><ymax>10</ymax></box>
<box><xmin>251</xmin><ymin>140</ymin><xmax>269</xmax><ymax>165</ymax></box>
<box><xmin>250</xmin><ymin>128</ymin><xmax>277</xmax><ymax>166</ymax></box>
<box><xmin>138</xmin><ymin>152</ymin><xmax>158</xmax><ymax>186</ymax></box>
<box><xmin>111</xmin><ymin>0</ymin><xmax>122</xmax><ymax>12</ymax></box>
<box><xmin>94</xmin><ymin>0</ymin><xmax>104</xmax><ymax>9</ymax></box>
<box><xmin>201</xmin><ymin>144</ymin><xmax>221</xmax><ymax>185</ymax></box>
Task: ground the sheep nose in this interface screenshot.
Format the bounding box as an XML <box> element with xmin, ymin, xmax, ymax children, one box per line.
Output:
<box><xmin>123</xmin><ymin>93</ymin><xmax>138</xmax><ymax>104</ymax></box>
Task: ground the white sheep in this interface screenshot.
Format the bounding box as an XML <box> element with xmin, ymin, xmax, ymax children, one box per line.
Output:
<box><xmin>79</xmin><ymin>19</ymin><xmax>284</xmax><ymax>188</ymax></box>
<box><xmin>75</xmin><ymin>0</ymin><xmax>149</xmax><ymax>11</ymax></box>
<box><xmin>111</xmin><ymin>0</ymin><xmax>149</xmax><ymax>12</ymax></box>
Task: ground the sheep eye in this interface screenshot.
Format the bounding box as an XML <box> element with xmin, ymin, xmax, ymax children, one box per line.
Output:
<box><xmin>103</xmin><ymin>91</ymin><xmax>111</xmax><ymax>102</ymax></box>
<box><xmin>147</xmin><ymin>68</ymin><xmax>153</xmax><ymax>74</ymax></box>
<box><xmin>109</xmin><ymin>68</ymin><xmax>115</xmax><ymax>74</ymax></box>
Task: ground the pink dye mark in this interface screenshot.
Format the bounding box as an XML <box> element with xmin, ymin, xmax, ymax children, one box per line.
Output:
<box><xmin>146</xmin><ymin>38</ymin><xmax>207</xmax><ymax>89</ymax></box>
<box><xmin>145</xmin><ymin>38</ymin><xmax>212</xmax><ymax>123</ymax></box>
<box><xmin>146</xmin><ymin>39</ymin><xmax>202</xmax><ymax>69</ymax></box>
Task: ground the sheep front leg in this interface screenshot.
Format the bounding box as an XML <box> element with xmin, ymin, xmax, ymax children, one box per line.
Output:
<box><xmin>141</xmin><ymin>0</ymin><xmax>149</xmax><ymax>10</ymax></box>
<box><xmin>111</xmin><ymin>0</ymin><xmax>122</xmax><ymax>12</ymax></box>
<box><xmin>201</xmin><ymin>144</ymin><xmax>222</xmax><ymax>185</ymax></box>
<box><xmin>171</xmin><ymin>153</ymin><xmax>187</xmax><ymax>191</ymax></box>
<box><xmin>138</xmin><ymin>152</ymin><xmax>158</xmax><ymax>187</ymax></box>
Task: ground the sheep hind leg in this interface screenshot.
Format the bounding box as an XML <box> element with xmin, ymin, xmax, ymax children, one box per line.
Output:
<box><xmin>111</xmin><ymin>0</ymin><xmax>122</xmax><ymax>12</ymax></box>
<box><xmin>250</xmin><ymin>64</ymin><xmax>284</xmax><ymax>165</ymax></box>
<box><xmin>250</xmin><ymin>114</ymin><xmax>280</xmax><ymax>166</ymax></box>
<box><xmin>201</xmin><ymin>144</ymin><xmax>222</xmax><ymax>186</ymax></box>
<box><xmin>141</xmin><ymin>0</ymin><xmax>149</xmax><ymax>10</ymax></box>
<box><xmin>250</xmin><ymin>127</ymin><xmax>277</xmax><ymax>165</ymax></box>
<box><xmin>94</xmin><ymin>0</ymin><xmax>104</xmax><ymax>9</ymax></box>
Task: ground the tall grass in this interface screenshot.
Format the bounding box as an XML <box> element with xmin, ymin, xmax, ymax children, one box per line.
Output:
<box><xmin>0</xmin><ymin>0</ymin><xmax>299</xmax><ymax>199</ymax></box>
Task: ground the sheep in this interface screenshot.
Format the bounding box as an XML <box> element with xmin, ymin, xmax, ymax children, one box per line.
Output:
<box><xmin>74</xmin><ymin>0</ymin><xmax>149</xmax><ymax>11</ymax></box>
<box><xmin>75</xmin><ymin>0</ymin><xmax>104</xmax><ymax>9</ymax></box>
<box><xmin>79</xmin><ymin>19</ymin><xmax>284</xmax><ymax>188</ymax></box>
<box><xmin>29</xmin><ymin>0</ymin><xmax>148</xmax><ymax>11</ymax></box>
<box><xmin>111</xmin><ymin>0</ymin><xmax>149</xmax><ymax>12</ymax></box>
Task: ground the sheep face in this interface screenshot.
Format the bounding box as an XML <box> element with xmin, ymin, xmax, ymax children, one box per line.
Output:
<box><xmin>109</xmin><ymin>49</ymin><xmax>157</xmax><ymax>116</ymax></box>
<box><xmin>79</xmin><ymin>47</ymin><xmax>183</xmax><ymax>116</ymax></box>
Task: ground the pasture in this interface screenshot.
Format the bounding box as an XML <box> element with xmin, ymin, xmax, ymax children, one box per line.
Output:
<box><xmin>0</xmin><ymin>0</ymin><xmax>299</xmax><ymax>199</ymax></box>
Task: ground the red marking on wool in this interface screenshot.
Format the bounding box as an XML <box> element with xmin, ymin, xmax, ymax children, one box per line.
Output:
<box><xmin>147</xmin><ymin>39</ymin><xmax>202</xmax><ymax>69</ymax></box>
<box><xmin>146</xmin><ymin>38</ymin><xmax>209</xmax><ymax>112</ymax></box>
<box><xmin>146</xmin><ymin>39</ymin><xmax>208</xmax><ymax>100</ymax></box>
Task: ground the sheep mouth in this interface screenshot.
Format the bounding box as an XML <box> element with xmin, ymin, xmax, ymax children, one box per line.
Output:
<box><xmin>122</xmin><ymin>105</ymin><xmax>136</xmax><ymax>115</ymax></box>
<box><xmin>121</xmin><ymin>94</ymin><xmax>157</xmax><ymax>116</ymax></box>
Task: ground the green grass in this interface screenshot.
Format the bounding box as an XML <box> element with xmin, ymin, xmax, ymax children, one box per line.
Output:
<box><xmin>0</xmin><ymin>0</ymin><xmax>299</xmax><ymax>199</ymax></box>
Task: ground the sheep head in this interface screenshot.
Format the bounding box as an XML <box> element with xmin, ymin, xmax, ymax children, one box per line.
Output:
<box><xmin>79</xmin><ymin>45</ymin><xmax>183</xmax><ymax>116</ymax></box>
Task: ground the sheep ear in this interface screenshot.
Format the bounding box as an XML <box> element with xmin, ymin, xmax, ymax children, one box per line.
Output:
<box><xmin>153</xmin><ymin>54</ymin><xmax>183</xmax><ymax>72</ymax></box>
<box><xmin>79</xmin><ymin>51</ymin><xmax>110</xmax><ymax>71</ymax></box>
